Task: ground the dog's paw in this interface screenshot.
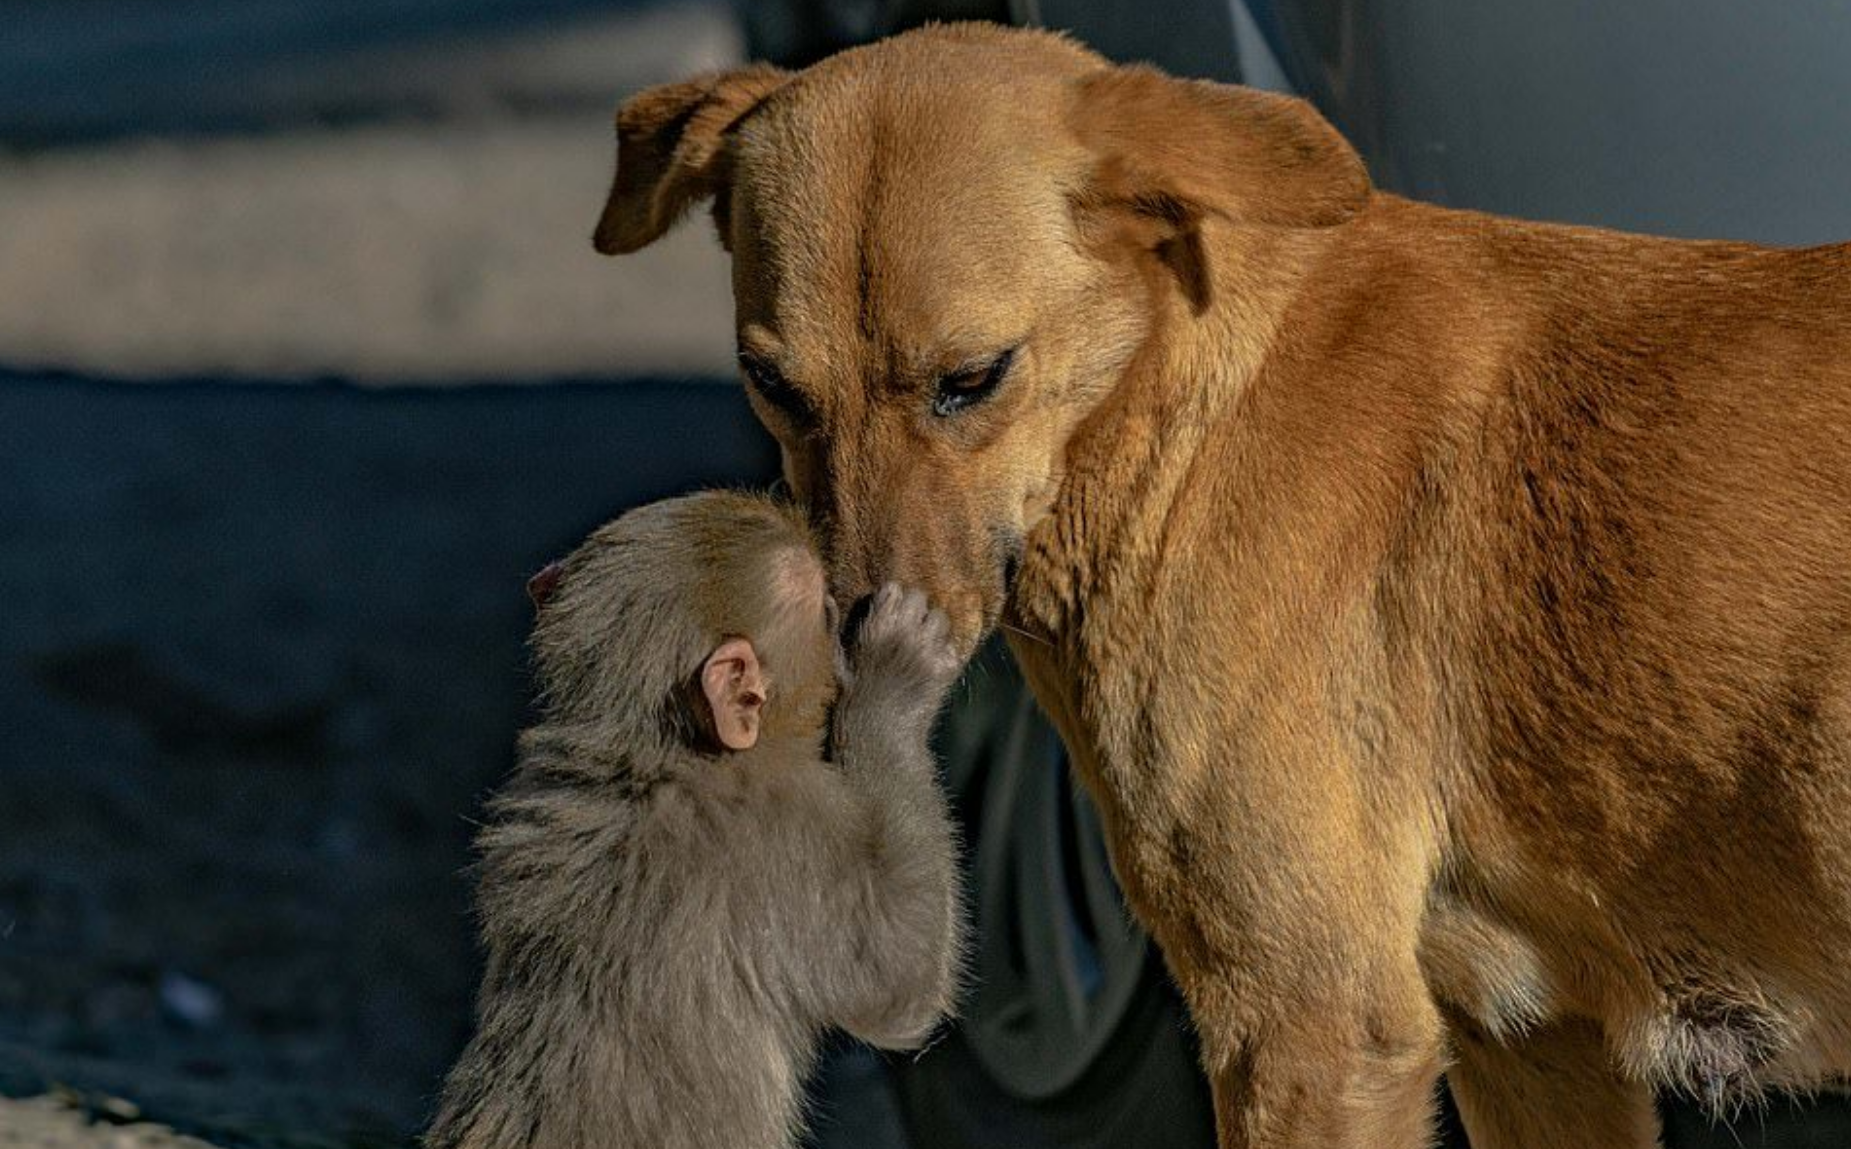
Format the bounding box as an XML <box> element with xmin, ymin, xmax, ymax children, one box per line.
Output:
<box><xmin>848</xmin><ymin>583</ymin><xmax>964</xmax><ymax>699</ymax></box>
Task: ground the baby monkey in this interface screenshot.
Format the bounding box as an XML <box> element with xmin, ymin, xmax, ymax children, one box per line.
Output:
<box><xmin>428</xmin><ymin>491</ymin><xmax>966</xmax><ymax>1149</ymax></box>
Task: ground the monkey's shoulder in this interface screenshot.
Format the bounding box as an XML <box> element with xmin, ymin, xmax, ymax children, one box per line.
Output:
<box><xmin>656</xmin><ymin>754</ymin><xmax>860</xmax><ymax>824</ymax></box>
<box><xmin>627</xmin><ymin>756</ymin><xmax>869</xmax><ymax>869</ymax></box>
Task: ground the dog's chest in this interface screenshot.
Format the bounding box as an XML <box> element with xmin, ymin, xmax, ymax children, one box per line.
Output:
<box><xmin>1007</xmin><ymin>631</ymin><xmax>1196</xmax><ymax>889</ymax></box>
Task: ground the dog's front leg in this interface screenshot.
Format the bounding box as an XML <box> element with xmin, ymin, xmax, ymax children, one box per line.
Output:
<box><xmin>1189</xmin><ymin>960</ymin><xmax>1445</xmax><ymax>1149</ymax></box>
<box><xmin>1445</xmin><ymin>1014</ymin><xmax>1662</xmax><ymax>1149</ymax></box>
<box><xmin>1111</xmin><ymin>692</ymin><xmax>1449</xmax><ymax>1147</ymax></box>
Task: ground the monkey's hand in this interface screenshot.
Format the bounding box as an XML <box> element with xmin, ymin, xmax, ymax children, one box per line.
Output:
<box><xmin>839</xmin><ymin>583</ymin><xmax>964</xmax><ymax>736</ymax></box>
<box><xmin>827</xmin><ymin>583</ymin><xmax>966</xmax><ymax>1040</ymax></box>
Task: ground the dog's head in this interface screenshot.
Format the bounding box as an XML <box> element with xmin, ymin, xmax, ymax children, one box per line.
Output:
<box><xmin>595</xmin><ymin>24</ymin><xmax>1366</xmax><ymax>649</ymax></box>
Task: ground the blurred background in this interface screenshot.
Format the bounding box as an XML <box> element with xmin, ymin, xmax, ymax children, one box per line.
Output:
<box><xmin>2</xmin><ymin>2</ymin><xmax>1848</xmax><ymax>1148</ymax></box>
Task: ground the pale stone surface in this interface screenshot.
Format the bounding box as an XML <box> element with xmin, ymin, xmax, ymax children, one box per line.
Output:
<box><xmin>0</xmin><ymin>5</ymin><xmax>742</xmax><ymax>385</ymax></box>
<box><xmin>0</xmin><ymin>1097</ymin><xmax>217</xmax><ymax>1149</ymax></box>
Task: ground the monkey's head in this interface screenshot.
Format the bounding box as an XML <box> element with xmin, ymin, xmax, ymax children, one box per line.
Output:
<box><xmin>528</xmin><ymin>491</ymin><xmax>839</xmax><ymax>763</ymax></box>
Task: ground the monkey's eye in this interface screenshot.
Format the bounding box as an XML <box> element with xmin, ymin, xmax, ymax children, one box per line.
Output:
<box><xmin>738</xmin><ymin>354</ymin><xmax>816</xmax><ymax>425</ymax></box>
<box><xmin>932</xmin><ymin>347</ymin><xmax>1016</xmax><ymax>418</ymax></box>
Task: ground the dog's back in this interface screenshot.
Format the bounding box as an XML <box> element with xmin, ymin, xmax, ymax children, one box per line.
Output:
<box><xmin>1347</xmin><ymin>199</ymin><xmax>1851</xmax><ymax>1104</ymax></box>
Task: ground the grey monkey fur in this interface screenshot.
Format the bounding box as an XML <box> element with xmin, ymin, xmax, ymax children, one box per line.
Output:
<box><xmin>427</xmin><ymin>492</ymin><xmax>966</xmax><ymax>1149</ymax></box>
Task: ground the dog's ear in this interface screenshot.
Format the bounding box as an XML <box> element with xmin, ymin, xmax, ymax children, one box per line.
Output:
<box><xmin>1071</xmin><ymin>67</ymin><xmax>1368</xmax><ymax>231</ymax></box>
<box><xmin>592</xmin><ymin>65</ymin><xmax>791</xmax><ymax>256</ymax></box>
<box><xmin>1068</xmin><ymin>69</ymin><xmax>1368</xmax><ymax>312</ymax></box>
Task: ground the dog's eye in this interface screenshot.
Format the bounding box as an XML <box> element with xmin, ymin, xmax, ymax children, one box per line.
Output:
<box><xmin>739</xmin><ymin>354</ymin><xmax>815</xmax><ymax>425</ymax></box>
<box><xmin>932</xmin><ymin>347</ymin><xmax>1015</xmax><ymax>418</ymax></box>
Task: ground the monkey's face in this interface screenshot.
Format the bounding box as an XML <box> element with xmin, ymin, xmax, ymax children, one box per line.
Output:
<box><xmin>528</xmin><ymin>492</ymin><xmax>834</xmax><ymax>757</ymax></box>
<box><xmin>690</xmin><ymin>538</ymin><xmax>841</xmax><ymax>753</ymax></box>
<box><xmin>740</xmin><ymin>544</ymin><xmax>840</xmax><ymax>745</ymax></box>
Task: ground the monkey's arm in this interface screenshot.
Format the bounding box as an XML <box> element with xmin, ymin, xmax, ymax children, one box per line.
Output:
<box><xmin>819</xmin><ymin>585</ymin><xmax>967</xmax><ymax>1049</ymax></box>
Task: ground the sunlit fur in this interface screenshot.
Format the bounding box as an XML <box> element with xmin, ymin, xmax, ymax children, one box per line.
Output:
<box><xmin>597</xmin><ymin>26</ymin><xmax>1851</xmax><ymax>1149</ymax></box>
<box><xmin>427</xmin><ymin>493</ymin><xmax>966</xmax><ymax>1149</ymax></box>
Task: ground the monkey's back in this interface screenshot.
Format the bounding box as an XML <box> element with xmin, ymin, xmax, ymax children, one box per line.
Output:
<box><xmin>432</xmin><ymin>733</ymin><xmax>869</xmax><ymax>1149</ymax></box>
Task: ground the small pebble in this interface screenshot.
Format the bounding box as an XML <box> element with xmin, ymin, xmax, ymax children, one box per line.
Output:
<box><xmin>93</xmin><ymin>1097</ymin><xmax>142</xmax><ymax>1124</ymax></box>
<box><xmin>157</xmin><ymin>972</ymin><xmax>224</xmax><ymax>1029</ymax></box>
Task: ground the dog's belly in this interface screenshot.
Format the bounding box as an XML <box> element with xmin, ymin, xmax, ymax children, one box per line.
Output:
<box><xmin>1420</xmin><ymin>889</ymin><xmax>1851</xmax><ymax>1104</ymax></box>
<box><xmin>1605</xmin><ymin>973</ymin><xmax>1851</xmax><ymax>1107</ymax></box>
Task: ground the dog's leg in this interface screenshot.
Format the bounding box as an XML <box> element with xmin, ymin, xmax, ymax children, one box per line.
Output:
<box><xmin>1446</xmin><ymin>1016</ymin><xmax>1662</xmax><ymax>1149</ymax></box>
<box><xmin>1190</xmin><ymin>959</ymin><xmax>1447</xmax><ymax>1149</ymax></box>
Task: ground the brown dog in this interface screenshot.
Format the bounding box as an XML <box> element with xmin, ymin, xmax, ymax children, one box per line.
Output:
<box><xmin>593</xmin><ymin>23</ymin><xmax>1851</xmax><ymax>1149</ymax></box>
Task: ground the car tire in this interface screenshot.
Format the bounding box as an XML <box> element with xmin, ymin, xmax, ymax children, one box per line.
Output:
<box><xmin>889</xmin><ymin>646</ymin><xmax>1216</xmax><ymax>1148</ymax></box>
<box><xmin>891</xmin><ymin>950</ymin><xmax>1213</xmax><ymax>1149</ymax></box>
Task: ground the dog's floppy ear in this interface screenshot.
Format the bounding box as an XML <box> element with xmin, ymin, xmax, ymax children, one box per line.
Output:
<box><xmin>592</xmin><ymin>65</ymin><xmax>791</xmax><ymax>256</ymax></box>
<box><xmin>1071</xmin><ymin>66</ymin><xmax>1368</xmax><ymax>232</ymax></box>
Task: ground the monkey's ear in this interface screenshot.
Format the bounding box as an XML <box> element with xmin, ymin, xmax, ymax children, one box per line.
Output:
<box><xmin>700</xmin><ymin>637</ymin><xmax>765</xmax><ymax>752</ymax></box>
<box><xmin>592</xmin><ymin>65</ymin><xmax>791</xmax><ymax>256</ymax></box>
<box><xmin>526</xmin><ymin>561</ymin><xmax>564</xmax><ymax>608</ymax></box>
